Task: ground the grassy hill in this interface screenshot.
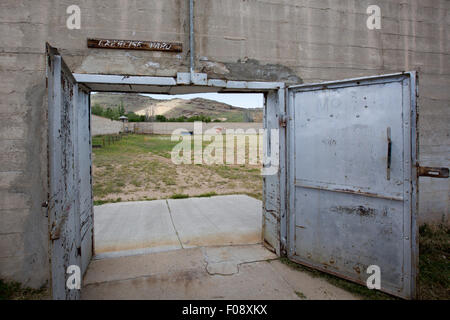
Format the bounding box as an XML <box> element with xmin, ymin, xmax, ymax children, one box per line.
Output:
<box><xmin>91</xmin><ymin>92</ymin><xmax>262</xmax><ymax>122</ymax></box>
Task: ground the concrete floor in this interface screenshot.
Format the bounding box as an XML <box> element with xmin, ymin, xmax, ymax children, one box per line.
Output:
<box><xmin>84</xmin><ymin>195</ymin><xmax>359</xmax><ymax>300</ymax></box>
<box><xmin>94</xmin><ymin>195</ymin><xmax>262</xmax><ymax>258</ymax></box>
<box><xmin>82</xmin><ymin>244</ymin><xmax>358</xmax><ymax>300</ymax></box>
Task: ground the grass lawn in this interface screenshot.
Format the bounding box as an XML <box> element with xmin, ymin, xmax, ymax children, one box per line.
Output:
<box><xmin>418</xmin><ymin>224</ymin><xmax>450</xmax><ymax>299</ymax></box>
<box><xmin>0</xmin><ymin>280</ymin><xmax>49</xmax><ymax>300</ymax></box>
<box><xmin>92</xmin><ymin>133</ymin><xmax>262</xmax><ymax>204</ymax></box>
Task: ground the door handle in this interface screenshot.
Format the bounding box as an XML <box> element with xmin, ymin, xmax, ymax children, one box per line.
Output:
<box><xmin>387</xmin><ymin>127</ymin><xmax>392</xmax><ymax>180</ymax></box>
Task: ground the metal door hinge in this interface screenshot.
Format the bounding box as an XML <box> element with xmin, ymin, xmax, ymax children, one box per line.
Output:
<box><xmin>50</xmin><ymin>223</ymin><xmax>60</xmax><ymax>240</ymax></box>
<box><xmin>418</xmin><ymin>166</ymin><xmax>449</xmax><ymax>178</ymax></box>
<box><xmin>49</xmin><ymin>215</ymin><xmax>67</xmax><ymax>241</ymax></box>
<box><xmin>279</xmin><ymin>114</ymin><xmax>288</xmax><ymax>127</ymax></box>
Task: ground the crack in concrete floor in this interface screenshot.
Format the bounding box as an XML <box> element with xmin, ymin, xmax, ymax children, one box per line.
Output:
<box><xmin>165</xmin><ymin>199</ymin><xmax>184</xmax><ymax>249</ymax></box>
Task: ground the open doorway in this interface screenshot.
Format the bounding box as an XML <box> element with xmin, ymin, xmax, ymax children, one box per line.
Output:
<box><xmin>48</xmin><ymin>48</ymin><xmax>418</xmax><ymax>299</ymax></box>
<box><xmin>47</xmin><ymin>49</ymin><xmax>285</xmax><ymax>300</ymax></box>
<box><xmin>89</xmin><ymin>91</ymin><xmax>266</xmax><ymax>258</ymax></box>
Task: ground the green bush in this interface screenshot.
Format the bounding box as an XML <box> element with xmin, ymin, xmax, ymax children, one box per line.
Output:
<box><xmin>170</xmin><ymin>193</ymin><xmax>189</xmax><ymax>199</ymax></box>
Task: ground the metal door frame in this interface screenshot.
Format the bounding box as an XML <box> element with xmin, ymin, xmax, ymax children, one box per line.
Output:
<box><xmin>73</xmin><ymin>74</ymin><xmax>289</xmax><ymax>256</ymax></box>
<box><xmin>285</xmin><ymin>72</ymin><xmax>418</xmax><ymax>299</ymax></box>
<box><xmin>47</xmin><ymin>62</ymin><xmax>287</xmax><ymax>298</ymax></box>
<box><xmin>47</xmin><ymin>44</ymin><xmax>94</xmax><ymax>299</ymax></box>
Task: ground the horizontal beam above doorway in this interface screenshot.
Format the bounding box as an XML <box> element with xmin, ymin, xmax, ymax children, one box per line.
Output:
<box><xmin>73</xmin><ymin>73</ymin><xmax>284</xmax><ymax>94</ymax></box>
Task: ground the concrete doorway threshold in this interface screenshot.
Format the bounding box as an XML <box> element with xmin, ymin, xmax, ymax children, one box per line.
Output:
<box><xmin>83</xmin><ymin>195</ymin><xmax>359</xmax><ymax>299</ymax></box>
<box><xmin>82</xmin><ymin>244</ymin><xmax>358</xmax><ymax>300</ymax></box>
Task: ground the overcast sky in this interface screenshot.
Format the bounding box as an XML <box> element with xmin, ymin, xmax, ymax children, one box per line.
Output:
<box><xmin>142</xmin><ymin>93</ymin><xmax>263</xmax><ymax>109</ymax></box>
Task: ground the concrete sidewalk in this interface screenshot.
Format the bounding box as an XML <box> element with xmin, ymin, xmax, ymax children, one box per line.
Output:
<box><xmin>94</xmin><ymin>195</ymin><xmax>262</xmax><ymax>258</ymax></box>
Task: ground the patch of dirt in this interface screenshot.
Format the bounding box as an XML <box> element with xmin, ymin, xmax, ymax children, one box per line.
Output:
<box><xmin>93</xmin><ymin>152</ymin><xmax>262</xmax><ymax>202</ymax></box>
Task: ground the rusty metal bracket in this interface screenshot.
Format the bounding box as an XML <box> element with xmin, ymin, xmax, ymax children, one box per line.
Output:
<box><xmin>49</xmin><ymin>214</ymin><xmax>68</xmax><ymax>241</ymax></box>
<box><xmin>50</xmin><ymin>222</ymin><xmax>60</xmax><ymax>240</ymax></box>
<box><xmin>279</xmin><ymin>114</ymin><xmax>288</xmax><ymax>127</ymax></box>
<box><xmin>418</xmin><ymin>166</ymin><xmax>449</xmax><ymax>178</ymax></box>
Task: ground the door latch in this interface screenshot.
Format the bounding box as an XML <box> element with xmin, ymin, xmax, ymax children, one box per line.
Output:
<box><xmin>418</xmin><ymin>166</ymin><xmax>449</xmax><ymax>178</ymax></box>
<box><xmin>387</xmin><ymin>127</ymin><xmax>392</xmax><ymax>180</ymax></box>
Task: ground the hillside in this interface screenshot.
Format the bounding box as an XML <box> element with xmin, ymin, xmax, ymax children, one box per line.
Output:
<box><xmin>90</xmin><ymin>92</ymin><xmax>263</xmax><ymax>122</ymax></box>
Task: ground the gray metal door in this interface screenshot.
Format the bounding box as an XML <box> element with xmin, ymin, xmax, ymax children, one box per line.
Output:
<box><xmin>47</xmin><ymin>45</ymin><xmax>93</xmax><ymax>300</ymax></box>
<box><xmin>287</xmin><ymin>73</ymin><xmax>418</xmax><ymax>299</ymax></box>
<box><xmin>75</xmin><ymin>80</ymin><xmax>94</xmax><ymax>277</ymax></box>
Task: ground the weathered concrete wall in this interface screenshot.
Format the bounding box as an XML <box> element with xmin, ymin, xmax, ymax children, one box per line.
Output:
<box><xmin>0</xmin><ymin>0</ymin><xmax>449</xmax><ymax>288</ymax></box>
<box><xmin>0</xmin><ymin>4</ymin><xmax>49</xmax><ymax>287</ymax></box>
<box><xmin>91</xmin><ymin>115</ymin><xmax>124</xmax><ymax>136</ymax></box>
<box><xmin>127</xmin><ymin>122</ymin><xmax>263</xmax><ymax>134</ymax></box>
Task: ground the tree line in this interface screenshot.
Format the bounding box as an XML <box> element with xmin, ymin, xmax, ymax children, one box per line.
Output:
<box><xmin>92</xmin><ymin>103</ymin><xmax>221</xmax><ymax>123</ymax></box>
<box><xmin>91</xmin><ymin>102</ymin><xmax>146</xmax><ymax>122</ymax></box>
<box><xmin>92</xmin><ymin>101</ymin><xmax>255</xmax><ymax>123</ymax></box>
